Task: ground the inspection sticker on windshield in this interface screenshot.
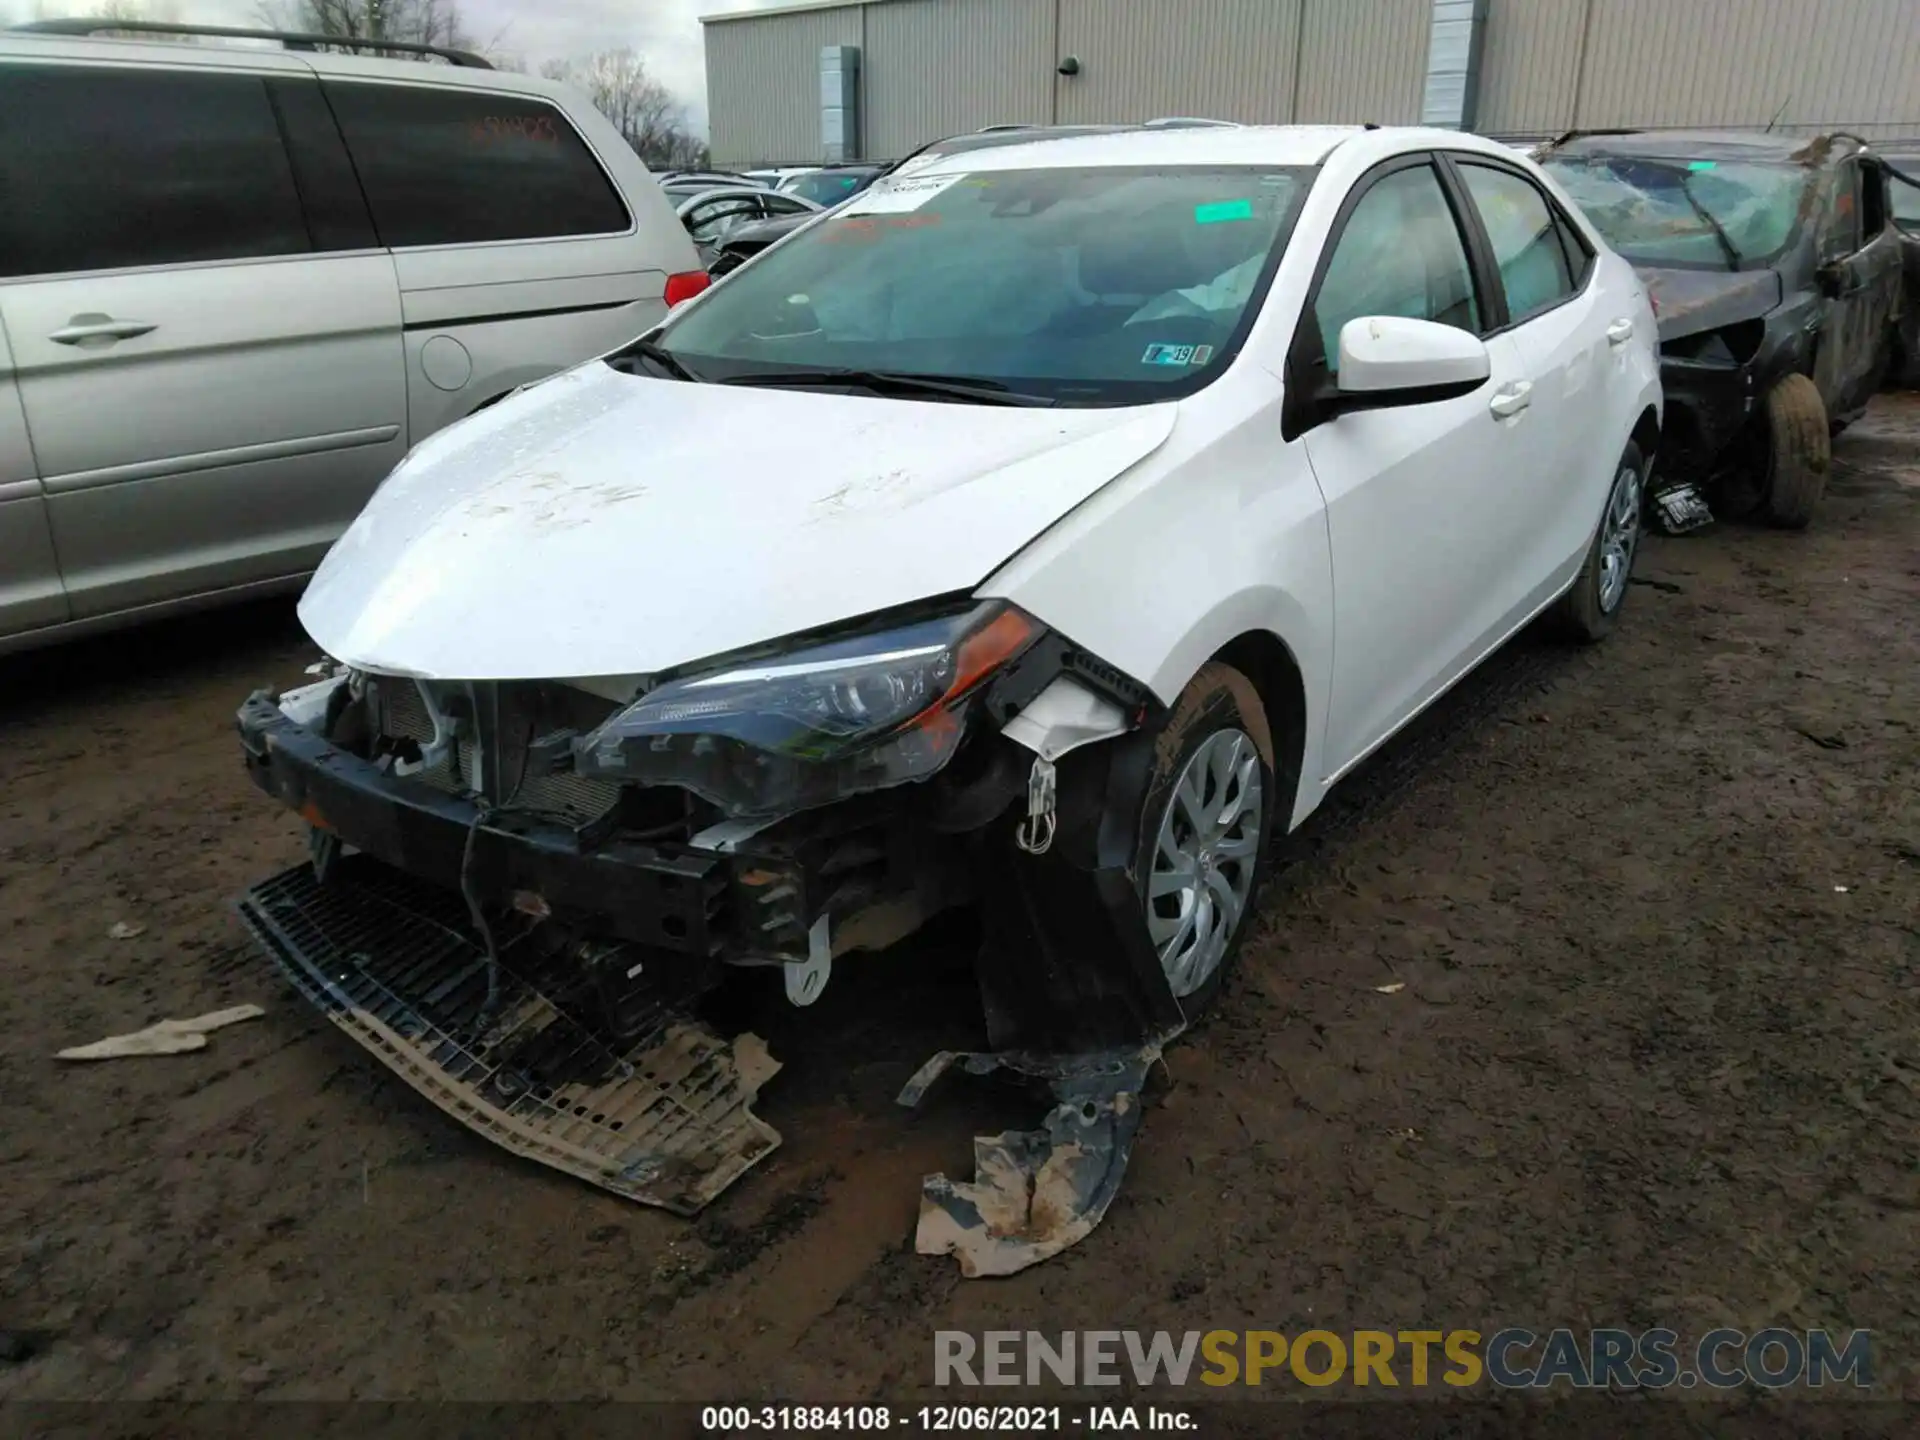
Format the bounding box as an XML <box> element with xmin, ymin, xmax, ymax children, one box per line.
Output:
<box><xmin>842</xmin><ymin>173</ymin><xmax>965</xmax><ymax>215</ymax></box>
<box><xmin>1142</xmin><ymin>344</ymin><xmax>1213</xmax><ymax>367</ymax></box>
<box><xmin>1194</xmin><ymin>198</ymin><xmax>1255</xmax><ymax>224</ymax></box>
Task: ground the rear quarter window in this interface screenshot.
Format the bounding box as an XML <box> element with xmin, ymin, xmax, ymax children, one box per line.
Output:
<box><xmin>323</xmin><ymin>82</ymin><xmax>630</xmax><ymax>248</ymax></box>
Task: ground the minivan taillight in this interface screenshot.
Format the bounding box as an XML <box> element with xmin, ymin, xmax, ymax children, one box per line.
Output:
<box><xmin>665</xmin><ymin>270</ymin><xmax>711</xmax><ymax>307</ymax></box>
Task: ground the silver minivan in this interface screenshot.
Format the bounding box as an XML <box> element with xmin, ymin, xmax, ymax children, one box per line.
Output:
<box><xmin>0</xmin><ymin>24</ymin><xmax>705</xmax><ymax>653</ymax></box>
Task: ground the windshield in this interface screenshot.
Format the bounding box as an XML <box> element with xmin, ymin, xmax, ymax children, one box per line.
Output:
<box><xmin>786</xmin><ymin>169</ymin><xmax>881</xmax><ymax>206</ymax></box>
<box><xmin>654</xmin><ymin>164</ymin><xmax>1310</xmax><ymax>406</ymax></box>
<box><xmin>1542</xmin><ymin>155</ymin><xmax>1808</xmax><ymax>268</ymax></box>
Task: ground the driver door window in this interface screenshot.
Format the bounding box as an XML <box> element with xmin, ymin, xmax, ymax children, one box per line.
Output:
<box><xmin>1311</xmin><ymin>162</ymin><xmax>1481</xmax><ymax>374</ymax></box>
<box><xmin>1819</xmin><ymin>162</ymin><xmax>1863</xmax><ymax>261</ymax></box>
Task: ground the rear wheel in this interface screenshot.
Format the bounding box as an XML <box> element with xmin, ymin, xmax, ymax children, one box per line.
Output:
<box><xmin>1551</xmin><ymin>441</ymin><xmax>1644</xmax><ymax>644</ymax></box>
<box><xmin>1131</xmin><ymin>663</ymin><xmax>1274</xmax><ymax>1018</ymax></box>
<box><xmin>1760</xmin><ymin>372</ymin><xmax>1831</xmax><ymax>530</ymax></box>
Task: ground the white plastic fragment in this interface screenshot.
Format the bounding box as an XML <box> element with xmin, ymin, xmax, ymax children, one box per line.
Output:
<box><xmin>106</xmin><ymin>921</ymin><xmax>145</xmax><ymax>940</ymax></box>
<box><xmin>56</xmin><ymin>1005</ymin><xmax>266</xmax><ymax>1061</ymax></box>
<box><xmin>1374</xmin><ymin>982</ymin><xmax>1406</xmax><ymax>994</ymax></box>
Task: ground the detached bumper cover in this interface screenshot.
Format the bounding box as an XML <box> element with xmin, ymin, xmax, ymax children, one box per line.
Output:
<box><xmin>237</xmin><ymin>694</ymin><xmax>723</xmax><ymax>954</ymax></box>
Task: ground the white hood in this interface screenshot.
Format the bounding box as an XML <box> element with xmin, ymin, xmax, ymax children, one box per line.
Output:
<box><xmin>300</xmin><ymin>362</ymin><xmax>1175</xmax><ymax>680</ymax></box>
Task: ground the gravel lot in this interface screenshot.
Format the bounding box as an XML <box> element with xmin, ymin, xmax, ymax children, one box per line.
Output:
<box><xmin>1</xmin><ymin>396</ymin><xmax>1915</xmax><ymax>1406</ymax></box>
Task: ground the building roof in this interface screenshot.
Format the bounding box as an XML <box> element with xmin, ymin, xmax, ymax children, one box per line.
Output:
<box><xmin>702</xmin><ymin>0</ymin><xmax>873</xmax><ymax>24</ymax></box>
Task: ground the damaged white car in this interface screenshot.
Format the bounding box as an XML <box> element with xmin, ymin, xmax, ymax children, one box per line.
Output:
<box><xmin>236</xmin><ymin>124</ymin><xmax>1660</xmax><ymax>1273</ymax></box>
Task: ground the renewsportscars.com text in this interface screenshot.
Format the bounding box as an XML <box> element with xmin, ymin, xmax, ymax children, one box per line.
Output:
<box><xmin>934</xmin><ymin>1328</ymin><xmax>1873</xmax><ymax>1390</ymax></box>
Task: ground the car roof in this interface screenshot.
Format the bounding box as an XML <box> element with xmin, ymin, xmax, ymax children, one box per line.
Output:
<box><xmin>675</xmin><ymin>185</ymin><xmax>813</xmax><ymax>213</ymax></box>
<box><xmin>895</xmin><ymin>124</ymin><xmax>1373</xmax><ymax>175</ymax></box>
<box><xmin>1543</xmin><ymin>128</ymin><xmax>1864</xmax><ymax>167</ymax></box>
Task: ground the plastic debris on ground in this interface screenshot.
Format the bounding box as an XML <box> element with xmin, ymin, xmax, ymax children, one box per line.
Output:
<box><xmin>56</xmin><ymin>1004</ymin><xmax>265</xmax><ymax>1061</ymax></box>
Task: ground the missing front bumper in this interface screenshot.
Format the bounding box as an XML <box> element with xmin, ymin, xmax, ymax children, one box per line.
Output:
<box><xmin>236</xmin><ymin>856</ymin><xmax>781</xmax><ymax>1214</ymax></box>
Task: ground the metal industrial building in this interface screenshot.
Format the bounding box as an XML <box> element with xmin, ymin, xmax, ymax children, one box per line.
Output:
<box><xmin>702</xmin><ymin>0</ymin><xmax>1920</xmax><ymax>167</ymax></box>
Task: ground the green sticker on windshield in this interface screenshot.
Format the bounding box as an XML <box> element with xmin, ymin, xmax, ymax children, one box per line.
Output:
<box><xmin>1688</xmin><ymin>160</ymin><xmax>1718</xmax><ymax>171</ymax></box>
<box><xmin>1195</xmin><ymin>198</ymin><xmax>1254</xmax><ymax>224</ymax></box>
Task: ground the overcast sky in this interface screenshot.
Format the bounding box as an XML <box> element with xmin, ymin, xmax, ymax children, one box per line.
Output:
<box><xmin>12</xmin><ymin>0</ymin><xmax>787</xmax><ymax>131</ymax></box>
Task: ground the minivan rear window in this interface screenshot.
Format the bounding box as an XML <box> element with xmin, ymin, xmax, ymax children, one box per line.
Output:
<box><xmin>0</xmin><ymin>65</ymin><xmax>310</xmax><ymax>278</ymax></box>
<box><xmin>323</xmin><ymin>82</ymin><xmax>630</xmax><ymax>248</ymax></box>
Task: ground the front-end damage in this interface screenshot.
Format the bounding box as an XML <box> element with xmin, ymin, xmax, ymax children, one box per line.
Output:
<box><xmin>1638</xmin><ymin>269</ymin><xmax>1808</xmax><ymax>527</ymax></box>
<box><xmin>234</xmin><ymin>604</ymin><xmax>1188</xmax><ymax>1270</ymax></box>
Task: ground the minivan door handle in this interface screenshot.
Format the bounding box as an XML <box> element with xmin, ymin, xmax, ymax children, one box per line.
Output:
<box><xmin>49</xmin><ymin>314</ymin><xmax>158</xmax><ymax>348</ymax></box>
<box><xmin>1606</xmin><ymin>317</ymin><xmax>1635</xmax><ymax>346</ymax></box>
<box><xmin>1488</xmin><ymin>380</ymin><xmax>1533</xmax><ymax>418</ymax></box>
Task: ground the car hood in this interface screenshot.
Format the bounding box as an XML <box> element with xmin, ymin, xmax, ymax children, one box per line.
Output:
<box><xmin>1639</xmin><ymin>266</ymin><xmax>1784</xmax><ymax>343</ymax></box>
<box><xmin>299</xmin><ymin>362</ymin><xmax>1175</xmax><ymax>681</ymax></box>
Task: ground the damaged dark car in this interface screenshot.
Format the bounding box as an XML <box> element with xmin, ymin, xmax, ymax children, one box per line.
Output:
<box><xmin>1542</xmin><ymin>129</ymin><xmax>1905</xmax><ymax>530</ymax></box>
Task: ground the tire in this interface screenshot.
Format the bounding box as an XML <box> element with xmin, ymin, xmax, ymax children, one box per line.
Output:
<box><xmin>1129</xmin><ymin>662</ymin><xmax>1275</xmax><ymax>1019</ymax></box>
<box><xmin>1551</xmin><ymin>440</ymin><xmax>1645</xmax><ymax>644</ymax></box>
<box><xmin>1761</xmin><ymin>373</ymin><xmax>1831</xmax><ymax>530</ymax></box>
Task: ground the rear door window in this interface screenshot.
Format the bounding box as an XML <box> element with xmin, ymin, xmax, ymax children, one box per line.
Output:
<box><xmin>0</xmin><ymin>64</ymin><xmax>310</xmax><ymax>279</ymax></box>
<box><xmin>1456</xmin><ymin>162</ymin><xmax>1578</xmax><ymax>323</ymax></box>
<box><xmin>323</xmin><ymin>82</ymin><xmax>630</xmax><ymax>248</ymax></box>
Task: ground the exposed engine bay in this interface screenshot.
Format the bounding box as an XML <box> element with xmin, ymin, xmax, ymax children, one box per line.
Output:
<box><xmin>234</xmin><ymin>603</ymin><xmax>1192</xmax><ymax>1273</ymax></box>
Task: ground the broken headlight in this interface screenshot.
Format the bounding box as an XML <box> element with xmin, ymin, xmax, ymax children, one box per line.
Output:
<box><xmin>573</xmin><ymin>602</ymin><xmax>1040</xmax><ymax>818</ymax></box>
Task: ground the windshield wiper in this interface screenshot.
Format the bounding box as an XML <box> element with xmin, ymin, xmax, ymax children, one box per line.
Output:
<box><xmin>609</xmin><ymin>336</ymin><xmax>705</xmax><ymax>383</ymax></box>
<box><xmin>717</xmin><ymin>368</ymin><xmax>1056</xmax><ymax>407</ymax></box>
<box><xmin>1675</xmin><ymin>179</ymin><xmax>1743</xmax><ymax>271</ymax></box>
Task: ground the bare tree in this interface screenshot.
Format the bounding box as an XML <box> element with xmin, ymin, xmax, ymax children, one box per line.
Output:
<box><xmin>542</xmin><ymin>49</ymin><xmax>708</xmax><ymax>170</ymax></box>
<box><xmin>258</xmin><ymin>0</ymin><xmax>474</xmax><ymax>51</ymax></box>
<box><xmin>91</xmin><ymin>0</ymin><xmax>184</xmax><ymax>21</ymax></box>
<box><xmin>12</xmin><ymin>0</ymin><xmax>187</xmax><ymax>25</ymax></box>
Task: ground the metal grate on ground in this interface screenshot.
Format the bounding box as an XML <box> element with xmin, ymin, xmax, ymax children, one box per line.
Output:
<box><xmin>235</xmin><ymin>856</ymin><xmax>781</xmax><ymax>1214</ymax></box>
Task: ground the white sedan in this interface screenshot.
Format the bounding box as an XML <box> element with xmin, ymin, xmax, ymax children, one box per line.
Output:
<box><xmin>265</xmin><ymin>123</ymin><xmax>1661</xmax><ymax>1046</ymax></box>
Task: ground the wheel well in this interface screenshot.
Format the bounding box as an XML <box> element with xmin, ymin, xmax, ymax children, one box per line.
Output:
<box><xmin>1630</xmin><ymin>405</ymin><xmax>1660</xmax><ymax>465</ymax></box>
<box><xmin>469</xmin><ymin>388</ymin><xmax>516</xmax><ymax>417</ymax></box>
<box><xmin>1211</xmin><ymin>631</ymin><xmax>1307</xmax><ymax>801</ymax></box>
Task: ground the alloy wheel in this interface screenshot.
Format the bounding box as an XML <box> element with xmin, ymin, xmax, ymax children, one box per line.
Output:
<box><xmin>1145</xmin><ymin>728</ymin><xmax>1264</xmax><ymax>998</ymax></box>
<box><xmin>1597</xmin><ymin>462</ymin><xmax>1642</xmax><ymax>614</ymax></box>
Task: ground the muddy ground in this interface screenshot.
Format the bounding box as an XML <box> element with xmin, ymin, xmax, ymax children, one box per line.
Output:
<box><xmin>0</xmin><ymin>398</ymin><xmax>1915</xmax><ymax>1409</ymax></box>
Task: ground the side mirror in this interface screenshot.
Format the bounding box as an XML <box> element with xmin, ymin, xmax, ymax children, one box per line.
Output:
<box><xmin>1335</xmin><ymin>316</ymin><xmax>1491</xmax><ymax>403</ymax></box>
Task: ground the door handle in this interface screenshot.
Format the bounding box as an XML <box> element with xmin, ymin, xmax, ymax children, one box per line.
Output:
<box><xmin>49</xmin><ymin>314</ymin><xmax>158</xmax><ymax>347</ymax></box>
<box><xmin>1488</xmin><ymin>381</ymin><xmax>1533</xmax><ymax>418</ymax></box>
<box><xmin>1606</xmin><ymin>317</ymin><xmax>1635</xmax><ymax>346</ymax></box>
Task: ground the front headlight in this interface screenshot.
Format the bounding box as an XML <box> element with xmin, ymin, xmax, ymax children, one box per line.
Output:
<box><xmin>573</xmin><ymin>602</ymin><xmax>1041</xmax><ymax>818</ymax></box>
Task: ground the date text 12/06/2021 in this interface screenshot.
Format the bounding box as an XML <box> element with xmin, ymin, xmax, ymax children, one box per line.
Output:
<box><xmin>701</xmin><ymin>1406</ymin><xmax>1194</xmax><ymax>1432</ymax></box>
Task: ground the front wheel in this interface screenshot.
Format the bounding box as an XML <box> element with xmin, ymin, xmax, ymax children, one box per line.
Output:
<box><xmin>1551</xmin><ymin>440</ymin><xmax>1645</xmax><ymax>644</ymax></box>
<box><xmin>1760</xmin><ymin>372</ymin><xmax>1831</xmax><ymax>530</ymax></box>
<box><xmin>1131</xmin><ymin>663</ymin><xmax>1274</xmax><ymax>1018</ymax></box>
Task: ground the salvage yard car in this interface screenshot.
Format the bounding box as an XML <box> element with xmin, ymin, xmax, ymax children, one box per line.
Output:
<box><xmin>674</xmin><ymin>185</ymin><xmax>820</xmax><ymax>265</ymax></box>
<box><xmin>1885</xmin><ymin>145</ymin><xmax>1920</xmax><ymax>389</ymax></box>
<box><xmin>0</xmin><ymin>19</ymin><xmax>704</xmax><ymax>654</ymax></box>
<box><xmin>708</xmin><ymin>124</ymin><xmax>1135</xmax><ymax>277</ymax></box>
<box><xmin>1542</xmin><ymin>129</ymin><xmax>1904</xmax><ymax>529</ymax></box>
<box><xmin>234</xmin><ymin>124</ymin><xmax>1661</xmax><ymax>1223</ymax></box>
